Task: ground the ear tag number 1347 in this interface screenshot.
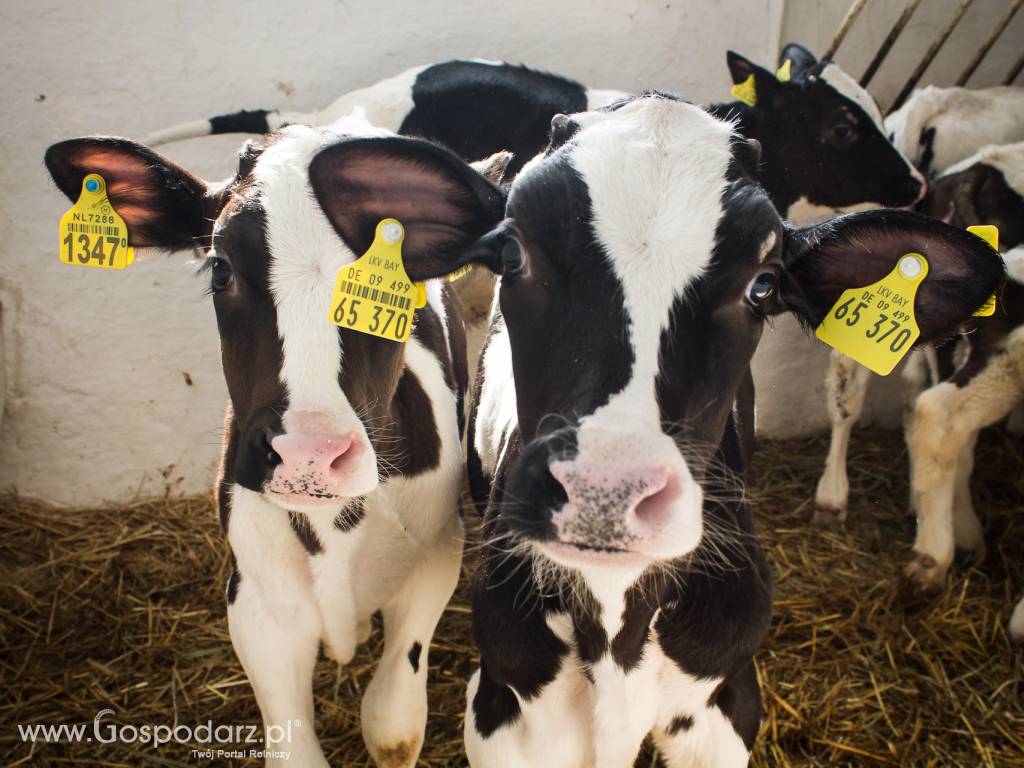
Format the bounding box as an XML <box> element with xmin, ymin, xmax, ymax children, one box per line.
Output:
<box><xmin>328</xmin><ymin>218</ymin><xmax>426</xmax><ymax>343</ymax></box>
<box><xmin>815</xmin><ymin>253</ymin><xmax>928</xmax><ymax>376</ymax></box>
<box><xmin>59</xmin><ymin>174</ymin><xmax>134</xmax><ymax>270</ymax></box>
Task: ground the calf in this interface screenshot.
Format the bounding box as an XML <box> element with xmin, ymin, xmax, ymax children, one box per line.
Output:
<box><xmin>902</xmin><ymin>143</ymin><xmax>1024</xmax><ymax>610</ymax></box>
<box><xmin>45</xmin><ymin>118</ymin><xmax>506</xmax><ymax>767</ymax></box>
<box><xmin>816</xmin><ymin>139</ymin><xmax>1024</xmax><ymax>523</ymax></box>
<box><xmin>886</xmin><ymin>84</ymin><xmax>1024</xmax><ymax>178</ymax></box>
<box><xmin>145</xmin><ymin>50</ymin><xmax>924</xmax><ymax>219</ymax></box>
<box><xmin>454</xmin><ymin>94</ymin><xmax>1001</xmax><ymax>767</ymax></box>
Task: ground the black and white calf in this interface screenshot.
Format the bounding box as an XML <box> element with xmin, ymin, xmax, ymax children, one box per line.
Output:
<box><xmin>45</xmin><ymin>117</ymin><xmax>507</xmax><ymax>767</ymax></box>
<box><xmin>145</xmin><ymin>51</ymin><xmax>924</xmax><ymax>219</ymax></box>
<box><xmin>456</xmin><ymin>94</ymin><xmax>1002</xmax><ymax>766</ymax></box>
<box><xmin>902</xmin><ymin>143</ymin><xmax>1024</xmax><ymax>612</ymax></box>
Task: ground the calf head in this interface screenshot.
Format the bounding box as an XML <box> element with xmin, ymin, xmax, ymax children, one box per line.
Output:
<box><xmin>723</xmin><ymin>43</ymin><xmax>925</xmax><ymax>215</ymax></box>
<box><xmin>923</xmin><ymin>148</ymin><xmax>1024</xmax><ymax>249</ymax></box>
<box><xmin>469</xmin><ymin>95</ymin><xmax>1001</xmax><ymax>572</ymax></box>
<box><xmin>46</xmin><ymin>122</ymin><xmax>503</xmax><ymax>515</ymax></box>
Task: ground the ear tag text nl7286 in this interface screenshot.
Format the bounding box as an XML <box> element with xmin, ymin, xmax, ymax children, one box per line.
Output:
<box><xmin>328</xmin><ymin>218</ymin><xmax>426</xmax><ymax>343</ymax></box>
<box><xmin>815</xmin><ymin>253</ymin><xmax>928</xmax><ymax>376</ymax></box>
<box><xmin>58</xmin><ymin>173</ymin><xmax>134</xmax><ymax>269</ymax></box>
<box><xmin>968</xmin><ymin>224</ymin><xmax>998</xmax><ymax>317</ymax></box>
<box><xmin>731</xmin><ymin>74</ymin><xmax>757</xmax><ymax>107</ymax></box>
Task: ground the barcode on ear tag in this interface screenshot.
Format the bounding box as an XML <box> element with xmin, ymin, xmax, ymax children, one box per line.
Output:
<box><xmin>58</xmin><ymin>173</ymin><xmax>135</xmax><ymax>270</ymax></box>
<box><xmin>328</xmin><ymin>219</ymin><xmax>426</xmax><ymax>343</ymax></box>
<box><xmin>815</xmin><ymin>254</ymin><xmax>928</xmax><ymax>376</ymax></box>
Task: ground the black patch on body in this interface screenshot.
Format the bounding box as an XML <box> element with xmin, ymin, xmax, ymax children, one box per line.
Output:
<box><xmin>400</xmin><ymin>61</ymin><xmax>588</xmax><ymax>177</ymax></box>
<box><xmin>666</xmin><ymin>714</ymin><xmax>694</xmax><ymax>735</ymax></box>
<box><xmin>333</xmin><ymin>499</ymin><xmax>366</xmax><ymax>532</ymax></box>
<box><xmin>209</xmin><ymin>109</ymin><xmax>274</xmax><ymax>136</ymax></box>
<box><xmin>288</xmin><ymin>512</ymin><xmax>323</xmax><ymax>555</ymax></box>
<box><xmin>408</xmin><ymin>641</ymin><xmax>422</xmax><ymax>673</ymax></box>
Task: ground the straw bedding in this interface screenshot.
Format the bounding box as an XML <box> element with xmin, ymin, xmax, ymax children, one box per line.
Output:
<box><xmin>1</xmin><ymin>429</ymin><xmax>1021</xmax><ymax>767</ymax></box>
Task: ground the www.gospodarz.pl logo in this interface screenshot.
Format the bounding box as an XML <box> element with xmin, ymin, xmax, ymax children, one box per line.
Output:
<box><xmin>17</xmin><ymin>708</ymin><xmax>301</xmax><ymax>761</ymax></box>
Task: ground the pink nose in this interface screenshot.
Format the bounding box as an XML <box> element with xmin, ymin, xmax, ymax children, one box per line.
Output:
<box><xmin>549</xmin><ymin>462</ymin><xmax>681</xmax><ymax>544</ymax></box>
<box><xmin>268</xmin><ymin>431</ymin><xmax>360</xmax><ymax>501</ymax></box>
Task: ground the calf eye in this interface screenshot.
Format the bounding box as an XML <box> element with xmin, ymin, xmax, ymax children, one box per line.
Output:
<box><xmin>830</xmin><ymin>122</ymin><xmax>858</xmax><ymax>145</ymax></box>
<box><xmin>500</xmin><ymin>238</ymin><xmax>525</xmax><ymax>276</ymax></box>
<box><xmin>746</xmin><ymin>270</ymin><xmax>777</xmax><ymax>307</ymax></box>
<box><xmin>210</xmin><ymin>257</ymin><xmax>233</xmax><ymax>293</ymax></box>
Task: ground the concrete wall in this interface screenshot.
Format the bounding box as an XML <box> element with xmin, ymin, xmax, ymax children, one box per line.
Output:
<box><xmin>1</xmin><ymin>0</ymin><xmax>784</xmax><ymax>505</ymax></box>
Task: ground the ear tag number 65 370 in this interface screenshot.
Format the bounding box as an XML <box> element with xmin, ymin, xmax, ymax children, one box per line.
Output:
<box><xmin>58</xmin><ymin>173</ymin><xmax>134</xmax><ymax>270</ymax></box>
<box><xmin>327</xmin><ymin>218</ymin><xmax>426</xmax><ymax>343</ymax></box>
<box><xmin>815</xmin><ymin>253</ymin><xmax>928</xmax><ymax>376</ymax></box>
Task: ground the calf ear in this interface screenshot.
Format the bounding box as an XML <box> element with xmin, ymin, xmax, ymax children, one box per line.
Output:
<box><xmin>44</xmin><ymin>137</ymin><xmax>212</xmax><ymax>250</ymax></box>
<box><xmin>779</xmin><ymin>209</ymin><xmax>1005</xmax><ymax>344</ymax></box>
<box><xmin>777</xmin><ymin>42</ymin><xmax>817</xmax><ymax>78</ymax></box>
<box><xmin>309</xmin><ymin>136</ymin><xmax>507</xmax><ymax>282</ymax></box>
<box><xmin>726</xmin><ymin>51</ymin><xmax>785</xmax><ymax>110</ymax></box>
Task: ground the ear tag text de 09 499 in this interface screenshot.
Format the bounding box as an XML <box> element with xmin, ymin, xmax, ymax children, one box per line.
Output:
<box><xmin>815</xmin><ymin>253</ymin><xmax>928</xmax><ymax>376</ymax></box>
<box><xmin>58</xmin><ymin>174</ymin><xmax>134</xmax><ymax>269</ymax></box>
<box><xmin>968</xmin><ymin>224</ymin><xmax>998</xmax><ymax>316</ymax></box>
<box><xmin>731</xmin><ymin>74</ymin><xmax>757</xmax><ymax>107</ymax></box>
<box><xmin>328</xmin><ymin>218</ymin><xmax>426</xmax><ymax>343</ymax></box>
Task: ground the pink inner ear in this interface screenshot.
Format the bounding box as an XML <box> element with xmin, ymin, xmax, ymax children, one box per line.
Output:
<box><xmin>76</xmin><ymin>149</ymin><xmax>167</xmax><ymax>228</ymax></box>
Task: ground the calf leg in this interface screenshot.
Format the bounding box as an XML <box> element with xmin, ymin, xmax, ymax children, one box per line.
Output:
<box><xmin>950</xmin><ymin>431</ymin><xmax>984</xmax><ymax>556</ymax></box>
<box><xmin>360</xmin><ymin>518</ymin><xmax>463</xmax><ymax>768</ymax></box>
<box><xmin>227</xmin><ymin>489</ymin><xmax>328</xmax><ymax>767</ymax></box>
<box><xmin>906</xmin><ymin>335</ymin><xmax>1023</xmax><ymax>593</ymax></box>
<box><xmin>464</xmin><ymin>662</ymin><xmax>593</xmax><ymax>768</ymax></box>
<box><xmin>815</xmin><ymin>352</ymin><xmax>872</xmax><ymax>523</ymax></box>
<box><xmin>652</xmin><ymin>662</ymin><xmax>758</xmax><ymax>768</ymax></box>
<box><xmin>1010</xmin><ymin>595</ymin><xmax>1024</xmax><ymax>645</ymax></box>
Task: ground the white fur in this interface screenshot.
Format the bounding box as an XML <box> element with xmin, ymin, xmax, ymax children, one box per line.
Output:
<box><xmin>226</xmin><ymin>120</ymin><xmax>464</xmax><ymax>767</ymax></box>
<box><xmin>940</xmin><ymin>140</ymin><xmax>1024</xmax><ymax>195</ymax></box>
<box><xmin>885</xmin><ymin>85</ymin><xmax>1024</xmax><ymax>175</ymax></box>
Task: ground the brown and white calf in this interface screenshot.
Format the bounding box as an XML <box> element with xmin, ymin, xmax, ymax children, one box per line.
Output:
<box><xmin>901</xmin><ymin>144</ymin><xmax>1024</xmax><ymax>627</ymax></box>
<box><xmin>456</xmin><ymin>94</ymin><xmax>1001</xmax><ymax>767</ymax></box>
<box><xmin>45</xmin><ymin>118</ymin><xmax>506</xmax><ymax>767</ymax></box>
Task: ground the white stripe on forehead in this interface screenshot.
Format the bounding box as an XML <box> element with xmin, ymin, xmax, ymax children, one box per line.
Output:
<box><xmin>568</xmin><ymin>97</ymin><xmax>734</xmax><ymax>426</ymax></box>
<box><xmin>819</xmin><ymin>64</ymin><xmax>886</xmax><ymax>132</ymax></box>
<box><xmin>254</xmin><ymin>121</ymin><xmax>390</xmax><ymax>412</ymax></box>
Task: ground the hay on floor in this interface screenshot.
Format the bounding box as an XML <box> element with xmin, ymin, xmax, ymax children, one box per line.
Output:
<box><xmin>0</xmin><ymin>429</ymin><xmax>1021</xmax><ymax>767</ymax></box>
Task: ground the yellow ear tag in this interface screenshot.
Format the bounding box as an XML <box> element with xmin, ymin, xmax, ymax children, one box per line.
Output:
<box><xmin>815</xmin><ymin>253</ymin><xmax>928</xmax><ymax>376</ymax></box>
<box><xmin>328</xmin><ymin>218</ymin><xmax>426</xmax><ymax>342</ymax></box>
<box><xmin>446</xmin><ymin>263</ymin><xmax>473</xmax><ymax>283</ymax></box>
<box><xmin>731</xmin><ymin>74</ymin><xmax>758</xmax><ymax>107</ymax></box>
<box><xmin>776</xmin><ymin>59</ymin><xmax>792</xmax><ymax>82</ymax></box>
<box><xmin>968</xmin><ymin>225</ymin><xmax>998</xmax><ymax>317</ymax></box>
<box><xmin>58</xmin><ymin>173</ymin><xmax>134</xmax><ymax>269</ymax></box>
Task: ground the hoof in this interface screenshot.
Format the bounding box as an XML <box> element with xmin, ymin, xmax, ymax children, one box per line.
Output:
<box><xmin>368</xmin><ymin>737</ymin><xmax>421</xmax><ymax>768</ymax></box>
<box><xmin>902</xmin><ymin>552</ymin><xmax>947</xmax><ymax>596</ymax></box>
<box><xmin>812</xmin><ymin>506</ymin><xmax>847</xmax><ymax>526</ymax></box>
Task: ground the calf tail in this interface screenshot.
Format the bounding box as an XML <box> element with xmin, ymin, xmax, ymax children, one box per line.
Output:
<box><xmin>144</xmin><ymin>108</ymin><xmax>276</xmax><ymax>146</ymax></box>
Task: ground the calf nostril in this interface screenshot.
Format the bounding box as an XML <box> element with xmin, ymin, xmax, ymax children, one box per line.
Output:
<box><xmin>632</xmin><ymin>471</ymin><xmax>679</xmax><ymax>526</ymax></box>
<box><xmin>329</xmin><ymin>446</ymin><xmax>350</xmax><ymax>472</ymax></box>
<box><xmin>267</xmin><ymin>449</ymin><xmax>282</xmax><ymax>467</ymax></box>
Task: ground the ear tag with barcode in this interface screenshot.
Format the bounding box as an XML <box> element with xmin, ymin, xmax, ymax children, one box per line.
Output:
<box><xmin>58</xmin><ymin>174</ymin><xmax>134</xmax><ymax>269</ymax></box>
<box><xmin>328</xmin><ymin>218</ymin><xmax>426</xmax><ymax>342</ymax></box>
<box><xmin>815</xmin><ymin>253</ymin><xmax>928</xmax><ymax>376</ymax></box>
<box><xmin>776</xmin><ymin>59</ymin><xmax>792</xmax><ymax>82</ymax></box>
<box><xmin>968</xmin><ymin>224</ymin><xmax>998</xmax><ymax>316</ymax></box>
<box><xmin>731</xmin><ymin>74</ymin><xmax>757</xmax><ymax>107</ymax></box>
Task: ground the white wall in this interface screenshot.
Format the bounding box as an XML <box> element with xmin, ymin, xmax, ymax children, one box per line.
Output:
<box><xmin>0</xmin><ymin>0</ymin><xmax>784</xmax><ymax>505</ymax></box>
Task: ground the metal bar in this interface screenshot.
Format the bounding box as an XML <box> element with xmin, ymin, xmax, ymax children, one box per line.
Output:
<box><xmin>823</xmin><ymin>0</ymin><xmax>870</xmax><ymax>60</ymax></box>
<box><xmin>956</xmin><ymin>0</ymin><xmax>1023</xmax><ymax>86</ymax></box>
<box><xmin>861</xmin><ymin>0</ymin><xmax>926</xmax><ymax>87</ymax></box>
<box><xmin>888</xmin><ymin>0</ymin><xmax>975</xmax><ymax>113</ymax></box>
<box><xmin>1005</xmin><ymin>48</ymin><xmax>1024</xmax><ymax>84</ymax></box>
